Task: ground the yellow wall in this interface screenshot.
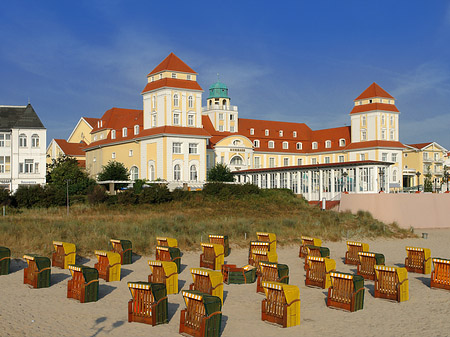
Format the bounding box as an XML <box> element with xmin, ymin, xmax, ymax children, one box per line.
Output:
<box><xmin>68</xmin><ymin>119</ymin><xmax>94</xmax><ymax>145</ymax></box>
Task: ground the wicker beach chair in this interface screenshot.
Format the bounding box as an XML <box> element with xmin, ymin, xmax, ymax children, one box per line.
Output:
<box><xmin>327</xmin><ymin>272</ymin><xmax>365</xmax><ymax>312</ymax></box>
<box><xmin>256</xmin><ymin>262</ymin><xmax>289</xmax><ymax>293</ymax></box>
<box><xmin>148</xmin><ymin>260</ymin><xmax>178</xmax><ymax>295</ymax></box>
<box><xmin>67</xmin><ymin>265</ymin><xmax>99</xmax><ymax>303</ymax></box>
<box><xmin>200</xmin><ymin>243</ymin><xmax>224</xmax><ymax>271</ymax></box>
<box><xmin>222</xmin><ymin>264</ymin><xmax>256</xmax><ymax>284</ymax></box>
<box><xmin>430</xmin><ymin>258</ymin><xmax>450</xmax><ymax>291</ymax></box>
<box><xmin>156</xmin><ymin>237</ymin><xmax>178</xmax><ymax>248</ymax></box>
<box><xmin>261</xmin><ymin>281</ymin><xmax>300</xmax><ymax>328</ymax></box>
<box><xmin>357</xmin><ymin>252</ymin><xmax>385</xmax><ymax>280</ymax></box>
<box><xmin>304</xmin><ymin>245</ymin><xmax>330</xmax><ymax>271</ymax></box>
<box><xmin>0</xmin><ymin>246</ymin><xmax>11</xmax><ymax>275</ymax></box>
<box><xmin>405</xmin><ymin>247</ymin><xmax>431</xmax><ymax>274</ymax></box>
<box><xmin>128</xmin><ymin>282</ymin><xmax>168</xmax><ymax>326</ymax></box>
<box><xmin>189</xmin><ymin>268</ymin><xmax>224</xmax><ymax>304</ymax></box>
<box><xmin>52</xmin><ymin>241</ymin><xmax>76</xmax><ymax>269</ymax></box>
<box><xmin>94</xmin><ymin>250</ymin><xmax>121</xmax><ymax>282</ymax></box>
<box><xmin>209</xmin><ymin>235</ymin><xmax>230</xmax><ymax>257</ymax></box>
<box><xmin>345</xmin><ymin>241</ymin><xmax>369</xmax><ymax>265</ymax></box>
<box><xmin>155</xmin><ymin>245</ymin><xmax>181</xmax><ymax>273</ymax></box>
<box><xmin>374</xmin><ymin>265</ymin><xmax>409</xmax><ymax>302</ymax></box>
<box><xmin>179</xmin><ymin>290</ymin><xmax>222</xmax><ymax>337</ymax></box>
<box><xmin>110</xmin><ymin>239</ymin><xmax>132</xmax><ymax>265</ymax></box>
<box><xmin>249</xmin><ymin>249</ymin><xmax>278</xmax><ymax>273</ymax></box>
<box><xmin>299</xmin><ymin>236</ymin><xmax>322</xmax><ymax>258</ymax></box>
<box><xmin>305</xmin><ymin>256</ymin><xmax>336</xmax><ymax>289</ymax></box>
<box><xmin>23</xmin><ymin>254</ymin><xmax>51</xmax><ymax>288</ymax></box>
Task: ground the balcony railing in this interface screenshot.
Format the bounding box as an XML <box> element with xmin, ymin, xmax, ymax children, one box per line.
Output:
<box><xmin>202</xmin><ymin>105</ymin><xmax>238</xmax><ymax>112</ymax></box>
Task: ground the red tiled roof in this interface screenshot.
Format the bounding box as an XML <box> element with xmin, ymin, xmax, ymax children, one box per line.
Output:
<box><xmin>407</xmin><ymin>142</ymin><xmax>433</xmax><ymax>150</ymax></box>
<box><xmin>91</xmin><ymin>108</ymin><xmax>142</xmax><ymax>133</ymax></box>
<box><xmin>350</xmin><ymin>103</ymin><xmax>399</xmax><ymax>114</ymax></box>
<box><xmin>147</xmin><ymin>53</ymin><xmax>197</xmax><ymax>76</ymax></box>
<box><xmin>355</xmin><ymin>82</ymin><xmax>394</xmax><ymax>100</ymax></box>
<box><xmin>54</xmin><ymin>139</ymin><xmax>86</xmax><ymax>156</ymax></box>
<box><xmin>82</xmin><ymin>117</ymin><xmax>100</xmax><ymax>128</ymax></box>
<box><xmin>141</xmin><ymin>78</ymin><xmax>203</xmax><ymax>94</ymax></box>
<box><xmin>344</xmin><ymin>140</ymin><xmax>406</xmax><ymax>150</ymax></box>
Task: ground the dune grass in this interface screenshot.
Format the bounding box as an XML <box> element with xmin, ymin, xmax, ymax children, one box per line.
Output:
<box><xmin>0</xmin><ymin>189</ymin><xmax>414</xmax><ymax>258</ymax></box>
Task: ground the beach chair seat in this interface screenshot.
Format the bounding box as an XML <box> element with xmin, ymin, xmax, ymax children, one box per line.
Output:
<box><xmin>374</xmin><ymin>265</ymin><xmax>409</xmax><ymax>302</ymax></box>
<box><xmin>256</xmin><ymin>262</ymin><xmax>289</xmax><ymax>293</ymax></box>
<box><xmin>67</xmin><ymin>265</ymin><xmax>99</xmax><ymax>303</ymax></box>
<box><xmin>128</xmin><ymin>282</ymin><xmax>168</xmax><ymax>326</ymax></box>
<box><xmin>155</xmin><ymin>246</ymin><xmax>181</xmax><ymax>273</ymax></box>
<box><xmin>261</xmin><ymin>281</ymin><xmax>300</xmax><ymax>328</ymax></box>
<box><xmin>299</xmin><ymin>236</ymin><xmax>322</xmax><ymax>258</ymax></box>
<box><xmin>405</xmin><ymin>247</ymin><xmax>431</xmax><ymax>274</ymax></box>
<box><xmin>357</xmin><ymin>252</ymin><xmax>385</xmax><ymax>280</ymax></box>
<box><xmin>0</xmin><ymin>246</ymin><xmax>11</xmax><ymax>275</ymax></box>
<box><xmin>209</xmin><ymin>235</ymin><xmax>230</xmax><ymax>257</ymax></box>
<box><xmin>23</xmin><ymin>254</ymin><xmax>51</xmax><ymax>288</ymax></box>
<box><xmin>222</xmin><ymin>264</ymin><xmax>256</xmax><ymax>284</ymax></box>
<box><xmin>179</xmin><ymin>290</ymin><xmax>222</xmax><ymax>337</ymax></box>
<box><xmin>156</xmin><ymin>237</ymin><xmax>178</xmax><ymax>248</ymax></box>
<box><xmin>305</xmin><ymin>256</ymin><xmax>336</xmax><ymax>289</ymax></box>
<box><xmin>249</xmin><ymin>249</ymin><xmax>278</xmax><ymax>273</ymax></box>
<box><xmin>345</xmin><ymin>241</ymin><xmax>369</xmax><ymax>265</ymax></box>
<box><xmin>430</xmin><ymin>258</ymin><xmax>450</xmax><ymax>291</ymax></box>
<box><xmin>200</xmin><ymin>243</ymin><xmax>224</xmax><ymax>271</ymax></box>
<box><xmin>52</xmin><ymin>241</ymin><xmax>76</xmax><ymax>269</ymax></box>
<box><xmin>327</xmin><ymin>272</ymin><xmax>364</xmax><ymax>312</ymax></box>
<box><xmin>189</xmin><ymin>268</ymin><xmax>224</xmax><ymax>304</ymax></box>
<box><xmin>304</xmin><ymin>245</ymin><xmax>330</xmax><ymax>270</ymax></box>
<box><xmin>110</xmin><ymin>239</ymin><xmax>132</xmax><ymax>265</ymax></box>
<box><xmin>148</xmin><ymin>260</ymin><xmax>178</xmax><ymax>295</ymax></box>
<box><xmin>94</xmin><ymin>250</ymin><xmax>121</xmax><ymax>282</ymax></box>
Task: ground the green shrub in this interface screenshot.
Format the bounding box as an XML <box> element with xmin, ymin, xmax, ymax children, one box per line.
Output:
<box><xmin>139</xmin><ymin>184</ymin><xmax>172</xmax><ymax>204</ymax></box>
<box><xmin>0</xmin><ymin>189</ymin><xmax>12</xmax><ymax>206</ymax></box>
<box><xmin>14</xmin><ymin>185</ymin><xmax>45</xmax><ymax>208</ymax></box>
<box><xmin>202</xmin><ymin>183</ymin><xmax>260</xmax><ymax>198</ymax></box>
<box><xmin>117</xmin><ymin>190</ymin><xmax>138</xmax><ymax>205</ymax></box>
<box><xmin>87</xmin><ymin>185</ymin><xmax>108</xmax><ymax>205</ymax></box>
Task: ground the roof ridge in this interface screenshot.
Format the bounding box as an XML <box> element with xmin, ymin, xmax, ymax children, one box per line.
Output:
<box><xmin>147</xmin><ymin>53</ymin><xmax>197</xmax><ymax>76</ymax></box>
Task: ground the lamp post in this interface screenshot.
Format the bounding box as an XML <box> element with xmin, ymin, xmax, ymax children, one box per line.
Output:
<box><xmin>415</xmin><ymin>171</ymin><xmax>421</xmax><ymax>192</ymax></box>
<box><xmin>342</xmin><ymin>170</ymin><xmax>348</xmax><ymax>192</ymax></box>
<box><xmin>378</xmin><ymin>168</ymin><xmax>383</xmax><ymax>192</ymax></box>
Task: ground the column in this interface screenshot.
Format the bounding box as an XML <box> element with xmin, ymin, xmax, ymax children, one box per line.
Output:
<box><xmin>307</xmin><ymin>170</ymin><xmax>312</xmax><ymax>201</ymax></box>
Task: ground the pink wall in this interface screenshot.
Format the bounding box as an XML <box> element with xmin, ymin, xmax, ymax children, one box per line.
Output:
<box><xmin>339</xmin><ymin>193</ymin><xmax>450</xmax><ymax>229</ymax></box>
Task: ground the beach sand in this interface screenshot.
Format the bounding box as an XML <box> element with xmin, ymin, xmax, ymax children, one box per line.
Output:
<box><xmin>1</xmin><ymin>229</ymin><xmax>450</xmax><ymax>337</ymax></box>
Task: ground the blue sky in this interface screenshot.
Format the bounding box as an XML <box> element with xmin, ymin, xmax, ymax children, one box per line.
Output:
<box><xmin>0</xmin><ymin>1</ymin><xmax>449</xmax><ymax>149</ymax></box>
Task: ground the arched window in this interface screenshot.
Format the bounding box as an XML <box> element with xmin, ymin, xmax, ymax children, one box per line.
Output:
<box><xmin>19</xmin><ymin>134</ymin><xmax>27</xmax><ymax>147</ymax></box>
<box><xmin>222</xmin><ymin>99</ymin><xmax>226</xmax><ymax>106</ymax></box>
<box><xmin>339</xmin><ymin>139</ymin><xmax>346</xmax><ymax>147</ymax></box>
<box><xmin>392</xmin><ymin>169</ymin><xmax>397</xmax><ymax>182</ymax></box>
<box><xmin>174</xmin><ymin>164</ymin><xmax>181</xmax><ymax>181</ymax></box>
<box><xmin>130</xmin><ymin>166</ymin><xmax>139</xmax><ymax>181</ymax></box>
<box><xmin>134</xmin><ymin>125</ymin><xmax>139</xmax><ymax>135</ymax></box>
<box><xmin>254</xmin><ymin>140</ymin><xmax>260</xmax><ymax>148</ymax></box>
<box><xmin>31</xmin><ymin>134</ymin><xmax>39</xmax><ymax>148</ymax></box>
<box><xmin>250</xmin><ymin>128</ymin><xmax>254</xmax><ymax>135</ymax></box>
<box><xmin>325</xmin><ymin>140</ymin><xmax>331</xmax><ymax>148</ymax></box>
<box><xmin>268</xmin><ymin>141</ymin><xmax>274</xmax><ymax>149</ymax></box>
<box><xmin>312</xmin><ymin>142</ymin><xmax>318</xmax><ymax>149</ymax></box>
<box><xmin>282</xmin><ymin>141</ymin><xmax>288</xmax><ymax>149</ymax></box>
<box><xmin>381</xmin><ymin>115</ymin><xmax>385</xmax><ymax>125</ymax></box>
<box><xmin>149</xmin><ymin>164</ymin><xmax>155</xmax><ymax>181</ymax></box>
<box><xmin>233</xmin><ymin>139</ymin><xmax>241</xmax><ymax>146</ymax></box>
<box><xmin>296</xmin><ymin>142</ymin><xmax>302</xmax><ymax>150</ymax></box>
<box><xmin>279</xmin><ymin>130</ymin><xmax>283</xmax><ymax>137</ymax></box>
<box><xmin>152</xmin><ymin>95</ymin><xmax>156</xmax><ymax>109</ymax></box>
<box><xmin>190</xmin><ymin>165</ymin><xmax>197</xmax><ymax>181</ymax></box>
<box><xmin>111</xmin><ymin>130</ymin><xmax>116</xmax><ymax>139</ymax></box>
<box><xmin>188</xmin><ymin>95</ymin><xmax>193</xmax><ymax>108</ymax></box>
<box><xmin>173</xmin><ymin>94</ymin><xmax>179</xmax><ymax>107</ymax></box>
<box><xmin>230</xmin><ymin>156</ymin><xmax>243</xmax><ymax>166</ymax></box>
<box><xmin>122</xmin><ymin>127</ymin><xmax>127</xmax><ymax>137</ymax></box>
<box><xmin>362</xmin><ymin>116</ymin><xmax>366</xmax><ymax>126</ymax></box>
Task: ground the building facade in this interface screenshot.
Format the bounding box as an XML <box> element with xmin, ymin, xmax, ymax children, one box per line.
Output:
<box><xmin>0</xmin><ymin>104</ymin><xmax>46</xmax><ymax>191</ymax></box>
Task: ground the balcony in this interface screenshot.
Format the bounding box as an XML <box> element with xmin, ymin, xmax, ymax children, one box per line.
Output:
<box><xmin>202</xmin><ymin>104</ymin><xmax>238</xmax><ymax>112</ymax></box>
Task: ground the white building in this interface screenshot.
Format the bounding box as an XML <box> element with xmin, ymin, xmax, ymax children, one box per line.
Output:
<box><xmin>0</xmin><ymin>104</ymin><xmax>46</xmax><ymax>191</ymax></box>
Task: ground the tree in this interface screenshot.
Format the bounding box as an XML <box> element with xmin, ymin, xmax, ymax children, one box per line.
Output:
<box><xmin>46</xmin><ymin>156</ymin><xmax>95</xmax><ymax>195</ymax></box>
<box><xmin>207</xmin><ymin>163</ymin><xmax>234</xmax><ymax>182</ymax></box>
<box><xmin>97</xmin><ymin>161</ymin><xmax>130</xmax><ymax>188</ymax></box>
<box><xmin>424</xmin><ymin>168</ymin><xmax>433</xmax><ymax>192</ymax></box>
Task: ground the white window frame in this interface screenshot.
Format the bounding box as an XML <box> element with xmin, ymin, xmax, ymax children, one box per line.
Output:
<box><xmin>219</xmin><ymin>113</ymin><xmax>224</xmax><ymax>120</ymax></box>
<box><xmin>297</xmin><ymin>158</ymin><xmax>303</xmax><ymax>165</ymax></box>
<box><xmin>339</xmin><ymin>155</ymin><xmax>345</xmax><ymax>162</ymax></box>
<box><xmin>130</xmin><ymin>166</ymin><xmax>139</xmax><ymax>180</ymax></box>
<box><xmin>312</xmin><ymin>142</ymin><xmax>318</xmax><ymax>150</ymax></box>
<box><xmin>282</xmin><ymin>141</ymin><xmax>288</xmax><ymax>149</ymax></box>
<box><xmin>188</xmin><ymin>114</ymin><xmax>195</xmax><ymax>126</ymax></box>
<box><xmin>283</xmin><ymin>158</ymin><xmax>289</xmax><ymax>166</ymax></box>
<box><xmin>173</xmin><ymin>113</ymin><xmax>180</xmax><ymax>125</ymax></box>
<box><xmin>129</xmin><ymin>150</ymin><xmax>133</xmax><ymax>157</ymax></box>
<box><xmin>339</xmin><ymin>139</ymin><xmax>346</xmax><ymax>147</ymax></box>
<box><xmin>190</xmin><ymin>165</ymin><xmax>197</xmax><ymax>181</ymax></box>
<box><xmin>134</xmin><ymin>125</ymin><xmax>139</xmax><ymax>135</ymax></box>
<box><xmin>112</xmin><ymin>152</ymin><xmax>116</xmax><ymax>159</ymax></box>
<box><xmin>188</xmin><ymin>95</ymin><xmax>193</xmax><ymax>108</ymax></box>
<box><xmin>269</xmin><ymin>157</ymin><xmax>275</xmax><ymax>168</ymax></box>
<box><xmin>19</xmin><ymin>134</ymin><xmax>27</xmax><ymax>147</ymax></box>
<box><xmin>122</xmin><ymin>128</ymin><xmax>127</xmax><ymax>138</ymax></box>
<box><xmin>189</xmin><ymin>143</ymin><xmax>198</xmax><ymax>154</ymax></box>
<box><xmin>31</xmin><ymin>134</ymin><xmax>39</xmax><ymax>148</ymax></box>
<box><xmin>268</xmin><ymin>141</ymin><xmax>274</xmax><ymax>149</ymax></box>
<box><xmin>254</xmin><ymin>140</ymin><xmax>260</xmax><ymax>148</ymax></box>
<box><xmin>250</xmin><ymin>128</ymin><xmax>254</xmax><ymax>135</ymax></box>
<box><xmin>279</xmin><ymin>130</ymin><xmax>283</xmax><ymax>137</ymax></box>
<box><xmin>296</xmin><ymin>142</ymin><xmax>302</xmax><ymax>150</ymax></box>
<box><xmin>111</xmin><ymin>130</ymin><xmax>116</xmax><ymax>139</ymax></box>
<box><xmin>173</xmin><ymin>93</ymin><xmax>179</xmax><ymax>107</ymax></box>
<box><xmin>265</xmin><ymin>129</ymin><xmax>269</xmax><ymax>136</ymax></box>
<box><xmin>172</xmin><ymin>142</ymin><xmax>182</xmax><ymax>154</ymax></box>
<box><xmin>325</xmin><ymin>140</ymin><xmax>331</xmax><ymax>148</ymax></box>
<box><xmin>293</xmin><ymin>131</ymin><xmax>297</xmax><ymax>138</ymax></box>
<box><xmin>172</xmin><ymin>73</ymin><xmax>177</xmax><ymax>79</ymax></box>
<box><xmin>361</xmin><ymin>129</ymin><xmax>367</xmax><ymax>141</ymax></box>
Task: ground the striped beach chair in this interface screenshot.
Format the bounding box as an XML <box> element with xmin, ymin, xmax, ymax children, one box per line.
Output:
<box><xmin>110</xmin><ymin>239</ymin><xmax>132</xmax><ymax>265</ymax></box>
<box><xmin>209</xmin><ymin>235</ymin><xmax>230</xmax><ymax>257</ymax></box>
<box><xmin>327</xmin><ymin>272</ymin><xmax>365</xmax><ymax>312</ymax></box>
<box><xmin>357</xmin><ymin>252</ymin><xmax>385</xmax><ymax>280</ymax></box>
<box><xmin>94</xmin><ymin>250</ymin><xmax>121</xmax><ymax>282</ymax></box>
<box><xmin>67</xmin><ymin>265</ymin><xmax>99</xmax><ymax>303</ymax></box>
<box><xmin>374</xmin><ymin>265</ymin><xmax>409</xmax><ymax>302</ymax></box>
<box><xmin>249</xmin><ymin>249</ymin><xmax>278</xmax><ymax>273</ymax></box>
<box><xmin>345</xmin><ymin>241</ymin><xmax>369</xmax><ymax>265</ymax></box>
<box><xmin>261</xmin><ymin>281</ymin><xmax>300</xmax><ymax>328</ymax></box>
<box><xmin>155</xmin><ymin>245</ymin><xmax>182</xmax><ymax>273</ymax></box>
<box><xmin>405</xmin><ymin>246</ymin><xmax>431</xmax><ymax>274</ymax></box>
<box><xmin>222</xmin><ymin>264</ymin><xmax>256</xmax><ymax>284</ymax></box>
<box><xmin>23</xmin><ymin>254</ymin><xmax>51</xmax><ymax>288</ymax></box>
<box><xmin>179</xmin><ymin>290</ymin><xmax>222</xmax><ymax>337</ymax></box>
<box><xmin>430</xmin><ymin>258</ymin><xmax>450</xmax><ymax>291</ymax></box>
<box><xmin>304</xmin><ymin>245</ymin><xmax>330</xmax><ymax>271</ymax></box>
<box><xmin>148</xmin><ymin>260</ymin><xmax>178</xmax><ymax>295</ymax></box>
<box><xmin>256</xmin><ymin>262</ymin><xmax>289</xmax><ymax>293</ymax></box>
<box><xmin>305</xmin><ymin>256</ymin><xmax>336</xmax><ymax>289</ymax></box>
<box><xmin>299</xmin><ymin>236</ymin><xmax>322</xmax><ymax>258</ymax></box>
<box><xmin>190</xmin><ymin>268</ymin><xmax>224</xmax><ymax>304</ymax></box>
<box><xmin>156</xmin><ymin>237</ymin><xmax>178</xmax><ymax>248</ymax></box>
<box><xmin>52</xmin><ymin>241</ymin><xmax>76</xmax><ymax>269</ymax></box>
<box><xmin>256</xmin><ymin>232</ymin><xmax>277</xmax><ymax>253</ymax></box>
<box><xmin>128</xmin><ymin>282</ymin><xmax>168</xmax><ymax>326</ymax></box>
<box><xmin>200</xmin><ymin>243</ymin><xmax>224</xmax><ymax>271</ymax></box>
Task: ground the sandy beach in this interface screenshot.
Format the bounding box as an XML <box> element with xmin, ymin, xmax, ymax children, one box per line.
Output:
<box><xmin>2</xmin><ymin>229</ymin><xmax>450</xmax><ymax>337</ymax></box>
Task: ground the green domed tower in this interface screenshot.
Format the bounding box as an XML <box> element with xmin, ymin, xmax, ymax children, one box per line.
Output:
<box><xmin>207</xmin><ymin>80</ymin><xmax>230</xmax><ymax>108</ymax></box>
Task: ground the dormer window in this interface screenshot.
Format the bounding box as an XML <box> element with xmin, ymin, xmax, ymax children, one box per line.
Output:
<box><xmin>250</xmin><ymin>128</ymin><xmax>254</xmax><ymax>135</ymax></box>
<box><xmin>339</xmin><ymin>139</ymin><xmax>346</xmax><ymax>147</ymax></box>
<box><xmin>293</xmin><ymin>131</ymin><xmax>297</xmax><ymax>138</ymax></box>
<box><xmin>159</xmin><ymin>74</ymin><xmax>163</xmax><ymax>79</ymax></box>
<box><xmin>172</xmin><ymin>73</ymin><xmax>177</xmax><ymax>78</ymax></box>
<box><xmin>312</xmin><ymin>142</ymin><xmax>318</xmax><ymax>150</ymax></box>
<box><xmin>134</xmin><ymin>125</ymin><xmax>139</xmax><ymax>135</ymax></box>
<box><xmin>296</xmin><ymin>142</ymin><xmax>302</xmax><ymax>150</ymax></box>
<box><xmin>151</xmin><ymin>76</ymin><xmax>154</xmax><ymax>82</ymax></box>
<box><xmin>187</xmin><ymin>74</ymin><xmax>191</xmax><ymax>80</ymax></box>
<box><xmin>254</xmin><ymin>140</ymin><xmax>260</xmax><ymax>148</ymax></box>
<box><xmin>279</xmin><ymin>130</ymin><xmax>283</xmax><ymax>137</ymax></box>
<box><xmin>268</xmin><ymin>140</ymin><xmax>274</xmax><ymax>149</ymax></box>
<box><xmin>111</xmin><ymin>130</ymin><xmax>116</xmax><ymax>139</ymax></box>
<box><xmin>122</xmin><ymin>127</ymin><xmax>127</xmax><ymax>137</ymax></box>
<box><xmin>282</xmin><ymin>141</ymin><xmax>288</xmax><ymax>149</ymax></box>
<box><xmin>369</xmin><ymin>99</ymin><xmax>373</xmax><ymax>103</ymax></box>
<box><xmin>325</xmin><ymin>140</ymin><xmax>331</xmax><ymax>148</ymax></box>
<box><xmin>265</xmin><ymin>129</ymin><xmax>269</xmax><ymax>136</ymax></box>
